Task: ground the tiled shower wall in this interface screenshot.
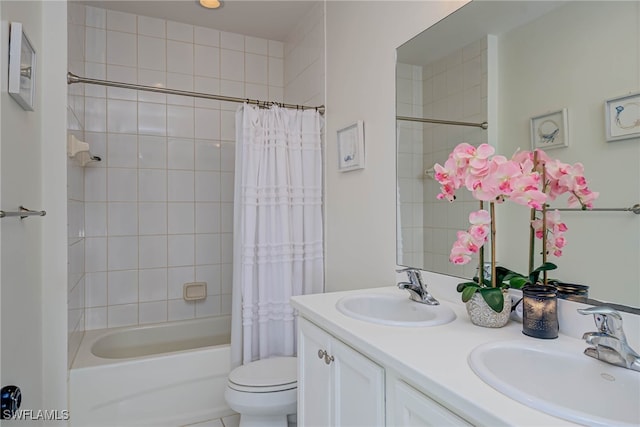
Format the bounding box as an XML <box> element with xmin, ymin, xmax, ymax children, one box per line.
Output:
<box><xmin>422</xmin><ymin>37</ymin><xmax>488</xmax><ymax>279</ymax></box>
<box><xmin>67</xmin><ymin>3</ymin><xmax>325</xmax><ymax>335</ymax></box>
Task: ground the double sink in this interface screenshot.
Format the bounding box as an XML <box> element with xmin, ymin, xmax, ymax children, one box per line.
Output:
<box><xmin>336</xmin><ymin>293</ymin><xmax>640</xmax><ymax>426</ymax></box>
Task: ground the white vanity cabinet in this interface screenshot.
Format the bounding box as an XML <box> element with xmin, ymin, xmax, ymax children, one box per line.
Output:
<box><xmin>298</xmin><ymin>317</ymin><xmax>386</xmax><ymax>426</ymax></box>
<box><xmin>390</xmin><ymin>378</ymin><xmax>472</xmax><ymax>426</ymax></box>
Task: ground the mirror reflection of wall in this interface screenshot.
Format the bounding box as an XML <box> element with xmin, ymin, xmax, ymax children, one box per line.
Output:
<box><xmin>396</xmin><ymin>1</ymin><xmax>640</xmax><ymax>309</ymax></box>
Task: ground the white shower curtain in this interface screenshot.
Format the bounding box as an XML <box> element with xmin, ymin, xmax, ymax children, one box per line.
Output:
<box><xmin>231</xmin><ymin>104</ymin><xmax>324</xmax><ymax>368</ymax></box>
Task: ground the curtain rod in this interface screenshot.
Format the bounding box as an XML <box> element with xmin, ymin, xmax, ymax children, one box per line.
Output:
<box><xmin>550</xmin><ymin>203</ymin><xmax>640</xmax><ymax>215</ymax></box>
<box><xmin>397</xmin><ymin>115</ymin><xmax>488</xmax><ymax>129</ymax></box>
<box><xmin>67</xmin><ymin>72</ymin><xmax>325</xmax><ymax>115</ymax></box>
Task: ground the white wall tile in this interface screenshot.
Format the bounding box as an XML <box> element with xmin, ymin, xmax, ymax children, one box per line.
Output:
<box><xmin>138</xmin><ymin>36</ymin><xmax>166</xmax><ymax>71</ymax></box>
<box><xmin>138</xmin><ymin>102</ymin><xmax>167</xmax><ymax>136</ymax></box>
<box><xmin>220</xmin><ymin>294</ymin><xmax>232</xmax><ymax>315</ymax></box>
<box><xmin>195</xmin><ymin>45</ymin><xmax>219</xmax><ymax>78</ymax></box>
<box><xmin>85</xmin><ymin>272</ymin><xmax>107</xmax><ymax>307</ymax></box>
<box><xmin>107</xmin><ymin>99</ymin><xmax>137</xmax><ymax>133</ymax></box>
<box><xmin>220</xmin><ymin>49</ymin><xmax>244</xmax><ymax>81</ymax></box>
<box><xmin>84</xmin><ymin>63</ymin><xmax>106</xmax><ymax>97</ymax></box>
<box><xmin>108</xmin><ymin>236</ymin><xmax>138</xmax><ymax>270</ymax></box>
<box><xmin>167</xmin><ymin>40</ymin><xmax>194</xmax><ymax>75</ymax></box>
<box><xmin>138</xmin><ymin>15</ymin><xmax>165</xmax><ymax>38</ymax></box>
<box><xmin>195</xmin><ymin>26</ymin><xmax>220</xmax><ymax>47</ymax></box>
<box><xmin>194</xmin><ymin>77</ymin><xmax>220</xmax><ymax>109</ymax></box>
<box><xmin>107</xmin><ymin>10</ymin><xmax>136</xmax><ymax>33</ymax></box>
<box><xmin>220</xmin><ymin>141</ymin><xmax>234</xmax><ymax>172</ymax></box>
<box><xmin>138</xmin><ymin>202</ymin><xmax>167</xmax><ymax>235</ymax></box>
<box><xmin>138</xmin><ymin>135</ymin><xmax>166</xmax><ymax>169</ymax></box>
<box><xmin>168</xmin><ymin>202</ymin><xmax>195</xmax><ymax>234</ymax></box>
<box><xmin>85</xmin><ymin>307</ymin><xmax>107</xmax><ymax>330</ymax></box>
<box><xmin>139</xmin><ymin>235</ymin><xmax>168</xmax><ymax>268</ymax></box>
<box><xmin>220</xmin><ymin>203</ymin><xmax>233</xmax><ymax>233</ymax></box>
<box><xmin>167</xmin><ymin>73</ymin><xmax>194</xmax><ymax>106</ymax></box>
<box><xmin>168</xmin><ymin>266</ymin><xmax>194</xmax><ymax>299</ymax></box>
<box><xmin>168</xmin><ymin>299</ymin><xmax>195</xmax><ymax>321</ymax></box>
<box><xmin>168</xmin><ymin>234</ymin><xmax>195</xmax><ymax>267</ymax></box>
<box><xmin>108</xmin><ymin>202</ymin><xmax>138</xmax><ymax>236</ymax></box>
<box><xmin>139</xmin><ymin>301</ymin><xmax>168</xmax><ymax>324</ymax></box>
<box><xmin>108</xmin><ymin>270</ymin><xmax>138</xmax><ymax>304</ymax></box>
<box><xmin>245</xmin><ymin>83</ymin><xmax>268</xmax><ymax>103</ymax></box>
<box><xmin>196</xmin><ymin>295</ymin><xmax>221</xmax><ymax>317</ymax></box>
<box><xmin>85</xmin><ymin>28</ymin><xmax>106</xmax><ymax>63</ymax></box>
<box><xmin>195</xmin><ymin>108</ymin><xmax>220</xmax><ymax>140</ymax></box>
<box><xmin>107</xmin><ymin>31</ymin><xmax>137</xmax><ymax>67</ymax></box>
<box><xmin>138</xmin><ymin>169</ymin><xmax>167</xmax><ymax>202</ymax></box>
<box><xmin>85</xmin><ymin>167</ymin><xmax>107</xmax><ymax>202</ymax></box>
<box><xmin>167</xmin><ymin>105</ymin><xmax>194</xmax><ymax>137</ymax></box>
<box><xmin>195</xmin><ymin>202</ymin><xmax>220</xmax><ymax>234</ymax></box>
<box><xmin>85</xmin><ymin>6</ymin><xmax>106</xmax><ymax>29</ymax></box>
<box><xmin>195</xmin><ymin>171</ymin><xmax>220</xmax><ymax>202</ymax></box>
<box><xmin>168</xmin><ymin>170</ymin><xmax>194</xmax><ymax>202</ymax></box>
<box><xmin>84</xmin><ymin>97</ymin><xmax>107</xmax><ymax>132</ymax></box>
<box><xmin>268</xmin><ymin>40</ymin><xmax>284</xmax><ymax>58</ymax></box>
<box><xmin>196</xmin><ymin>234</ymin><xmax>220</xmax><ymax>265</ymax></box>
<box><xmin>196</xmin><ymin>264</ymin><xmax>221</xmax><ymax>294</ymax></box>
<box><xmin>107</xmin><ymin>133</ymin><xmax>137</xmax><ymax>168</ymax></box>
<box><xmin>221</xmin><ymin>263</ymin><xmax>232</xmax><ymax>295</ymax></box>
<box><xmin>220</xmin><ymin>31</ymin><xmax>244</xmax><ymax>51</ymax></box>
<box><xmin>108</xmin><ymin>168</ymin><xmax>138</xmax><ymax>201</ymax></box>
<box><xmin>245</xmin><ymin>53</ymin><xmax>268</xmax><ymax>85</ymax></box>
<box><xmin>85</xmin><ymin>237</ymin><xmax>107</xmax><ymax>272</ymax></box>
<box><xmin>220</xmin><ymin>172</ymin><xmax>234</xmax><ymax>203</ymax></box>
<box><xmin>268</xmin><ymin>57</ymin><xmax>284</xmax><ymax>87</ymax></box>
<box><xmin>167</xmin><ymin>21</ymin><xmax>193</xmax><ymax>43</ymax></box>
<box><xmin>107</xmin><ymin>65</ymin><xmax>138</xmax><ymax>100</ymax></box>
<box><xmin>139</xmin><ymin>268</ymin><xmax>168</xmax><ymax>302</ymax></box>
<box><xmin>220</xmin><ymin>110</ymin><xmax>236</xmax><ymax>141</ymax></box>
<box><xmin>195</xmin><ymin>140</ymin><xmax>221</xmax><ymax>171</ymax></box>
<box><xmin>108</xmin><ymin>304</ymin><xmax>138</xmax><ymax>328</ymax></box>
<box><xmin>138</xmin><ymin>69</ymin><xmax>167</xmax><ymax>104</ymax></box>
<box><xmin>221</xmin><ymin>233</ymin><xmax>233</xmax><ymax>264</ymax></box>
<box><xmin>85</xmin><ymin>202</ymin><xmax>107</xmax><ymax>237</ymax></box>
<box><xmin>219</xmin><ymin>80</ymin><xmax>244</xmax><ymax>98</ymax></box>
<box><xmin>167</xmin><ymin>138</ymin><xmax>194</xmax><ymax>170</ymax></box>
<box><xmin>246</xmin><ymin>36</ymin><xmax>268</xmax><ymax>55</ymax></box>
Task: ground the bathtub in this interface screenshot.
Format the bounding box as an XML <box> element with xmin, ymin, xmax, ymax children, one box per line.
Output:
<box><xmin>69</xmin><ymin>316</ymin><xmax>235</xmax><ymax>427</ymax></box>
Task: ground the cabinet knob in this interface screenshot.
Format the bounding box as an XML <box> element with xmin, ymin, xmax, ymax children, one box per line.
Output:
<box><xmin>318</xmin><ymin>349</ymin><xmax>325</xmax><ymax>359</ymax></box>
<box><xmin>324</xmin><ymin>353</ymin><xmax>335</xmax><ymax>365</ymax></box>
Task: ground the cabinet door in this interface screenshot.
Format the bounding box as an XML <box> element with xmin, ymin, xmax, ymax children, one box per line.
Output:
<box><xmin>298</xmin><ymin>318</ymin><xmax>332</xmax><ymax>427</ymax></box>
<box><xmin>332</xmin><ymin>338</ymin><xmax>385</xmax><ymax>427</ymax></box>
<box><xmin>393</xmin><ymin>380</ymin><xmax>472</xmax><ymax>426</ymax></box>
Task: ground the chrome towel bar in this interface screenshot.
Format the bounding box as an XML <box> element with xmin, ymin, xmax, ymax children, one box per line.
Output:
<box><xmin>0</xmin><ymin>206</ymin><xmax>46</xmax><ymax>219</ymax></box>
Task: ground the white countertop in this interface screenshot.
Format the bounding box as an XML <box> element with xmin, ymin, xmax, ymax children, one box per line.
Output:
<box><xmin>291</xmin><ymin>281</ymin><xmax>591</xmax><ymax>426</ymax></box>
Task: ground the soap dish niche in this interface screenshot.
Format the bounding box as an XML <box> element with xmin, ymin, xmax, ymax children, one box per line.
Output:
<box><xmin>68</xmin><ymin>134</ymin><xmax>101</xmax><ymax>167</ymax></box>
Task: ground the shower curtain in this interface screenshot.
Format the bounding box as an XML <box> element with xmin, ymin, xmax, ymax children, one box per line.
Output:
<box><xmin>231</xmin><ymin>104</ymin><xmax>324</xmax><ymax>368</ymax></box>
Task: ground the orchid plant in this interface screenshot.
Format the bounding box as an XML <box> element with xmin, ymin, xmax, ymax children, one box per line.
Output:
<box><xmin>434</xmin><ymin>143</ymin><xmax>598</xmax><ymax>312</ymax></box>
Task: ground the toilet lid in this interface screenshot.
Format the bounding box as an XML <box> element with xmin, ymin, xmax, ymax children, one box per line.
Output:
<box><xmin>228</xmin><ymin>356</ymin><xmax>297</xmax><ymax>390</ymax></box>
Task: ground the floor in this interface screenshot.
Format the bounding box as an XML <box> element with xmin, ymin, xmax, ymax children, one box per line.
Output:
<box><xmin>184</xmin><ymin>414</ymin><xmax>240</xmax><ymax>427</ymax></box>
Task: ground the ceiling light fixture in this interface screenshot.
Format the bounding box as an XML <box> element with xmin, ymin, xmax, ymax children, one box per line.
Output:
<box><xmin>199</xmin><ymin>0</ymin><xmax>221</xmax><ymax>9</ymax></box>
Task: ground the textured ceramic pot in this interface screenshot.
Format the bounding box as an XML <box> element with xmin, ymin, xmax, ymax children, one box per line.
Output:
<box><xmin>465</xmin><ymin>290</ymin><xmax>511</xmax><ymax>328</ymax></box>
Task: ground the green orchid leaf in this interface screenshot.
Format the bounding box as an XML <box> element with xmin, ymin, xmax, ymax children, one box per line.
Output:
<box><xmin>479</xmin><ymin>287</ymin><xmax>504</xmax><ymax>312</ymax></box>
<box><xmin>457</xmin><ymin>282</ymin><xmax>477</xmax><ymax>293</ymax></box>
<box><xmin>509</xmin><ymin>276</ymin><xmax>528</xmax><ymax>289</ymax></box>
<box><xmin>532</xmin><ymin>262</ymin><xmax>558</xmax><ymax>273</ymax></box>
<box><xmin>461</xmin><ymin>285</ymin><xmax>479</xmax><ymax>302</ymax></box>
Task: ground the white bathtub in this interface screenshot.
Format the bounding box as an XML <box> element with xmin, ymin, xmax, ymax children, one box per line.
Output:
<box><xmin>69</xmin><ymin>316</ymin><xmax>235</xmax><ymax>427</ymax></box>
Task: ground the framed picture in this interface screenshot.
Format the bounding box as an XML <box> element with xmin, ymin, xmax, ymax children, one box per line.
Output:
<box><xmin>8</xmin><ymin>22</ymin><xmax>36</xmax><ymax>111</ymax></box>
<box><xmin>605</xmin><ymin>92</ymin><xmax>640</xmax><ymax>142</ymax></box>
<box><xmin>530</xmin><ymin>109</ymin><xmax>568</xmax><ymax>150</ymax></box>
<box><xmin>337</xmin><ymin>120</ymin><xmax>365</xmax><ymax>172</ymax></box>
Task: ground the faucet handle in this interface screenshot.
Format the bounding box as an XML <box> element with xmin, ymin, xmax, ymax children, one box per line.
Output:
<box><xmin>396</xmin><ymin>267</ymin><xmax>424</xmax><ymax>287</ymax></box>
<box><xmin>578</xmin><ymin>306</ymin><xmax>627</xmax><ymax>342</ymax></box>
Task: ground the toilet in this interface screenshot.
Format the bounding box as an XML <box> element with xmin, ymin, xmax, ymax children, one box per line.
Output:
<box><xmin>224</xmin><ymin>356</ymin><xmax>298</xmax><ymax>427</ymax></box>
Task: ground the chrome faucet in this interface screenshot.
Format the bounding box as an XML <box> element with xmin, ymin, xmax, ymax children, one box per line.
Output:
<box><xmin>578</xmin><ymin>306</ymin><xmax>640</xmax><ymax>372</ymax></box>
<box><xmin>396</xmin><ymin>267</ymin><xmax>439</xmax><ymax>305</ymax></box>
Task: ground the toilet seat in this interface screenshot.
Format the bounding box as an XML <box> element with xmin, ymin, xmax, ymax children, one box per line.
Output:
<box><xmin>228</xmin><ymin>357</ymin><xmax>297</xmax><ymax>393</ymax></box>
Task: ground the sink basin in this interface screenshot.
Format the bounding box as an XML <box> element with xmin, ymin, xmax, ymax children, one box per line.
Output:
<box><xmin>469</xmin><ymin>340</ymin><xmax>640</xmax><ymax>426</ymax></box>
<box><xmin>336</xmin><ymin>294</ymin><xmax>456</xmax><ymax>327</ymax></box>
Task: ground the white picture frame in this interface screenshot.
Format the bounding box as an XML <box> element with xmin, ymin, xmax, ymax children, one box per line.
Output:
<box><xmin>337</xmin><ymin>120</ymin><xmax>365</xmax><ymax>172</ymax></box>
<box><xmin>605</xmin><ymin>92</ymin><xmax>640</xmax><ymax>142</ymax></box>
<box><xmin>8</xmin><ymin>22</ymin><xmax>36</xmax><ymax>111</ymax></box>
<box><xmin>530</xmin><ymin>109</ymin><xmax>568</xmax><ymax>150</ymax></box>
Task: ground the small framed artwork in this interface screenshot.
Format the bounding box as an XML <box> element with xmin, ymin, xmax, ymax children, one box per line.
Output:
<box><xmin>530</xmin><ymin>109</ymin><xmax>568</xmax><ymax>150</ymax></box>
<box><xmin>605</xmin><ymin>92</ymin><xmax>640</xmax><ymax>142</ymax></box>
<box><xmin>337</xmin><ymin>120</ymin><xmax>365</xmax><ymax>172</ymax></box>
<box><xmin>8</xmin><ymin>22</ymin><xmax>36</xmax><ymax>111</ymax></box>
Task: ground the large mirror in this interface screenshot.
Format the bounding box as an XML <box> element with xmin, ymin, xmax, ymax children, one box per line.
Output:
<box><xmin>396</xmin><ymin>1</ymin><xmax>640</xmax><ymax>309</ymax></box>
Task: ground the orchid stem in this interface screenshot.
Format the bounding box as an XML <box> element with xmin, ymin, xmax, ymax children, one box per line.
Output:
<box><xmin>490</xmin><ymin>201</ymin><xmax>496</xmax><ymax>288</ymax></box>
<box><xmin>478</xmin><ymin>200</ymin><xmax>484</xmax><ymax>286</ymax></box>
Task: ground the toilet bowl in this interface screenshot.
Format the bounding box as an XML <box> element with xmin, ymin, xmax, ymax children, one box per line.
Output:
<box><xmin>224</xmin><ymin>356</ymin><xmax>297</xmax><ymax>427</ymax></box>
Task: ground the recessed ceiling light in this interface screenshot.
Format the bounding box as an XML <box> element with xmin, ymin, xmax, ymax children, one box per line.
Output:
<box><xmin>200</xmin><ymin>0</ymin><xmax>221</xmax><ymax>9</ymax></box>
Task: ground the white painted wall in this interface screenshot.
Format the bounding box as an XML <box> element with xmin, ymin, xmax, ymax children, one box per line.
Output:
<box><xmin>324</xmin><ymin>1</ymin><xmax>468</xmax><ymax>292</ymax></box>
<box><xmin>1</xmin><ymin>0</ymin><xmax>68</xmax><ymax>416</ymax></box>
